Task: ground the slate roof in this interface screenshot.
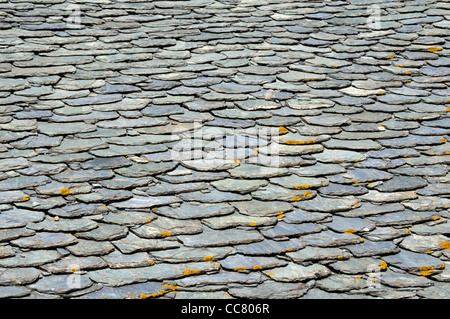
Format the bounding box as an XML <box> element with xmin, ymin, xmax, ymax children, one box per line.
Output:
<box><xmin>0</xmin><ymin>0</ymin><xmax>449</xmax><ymax>299</ymax></box>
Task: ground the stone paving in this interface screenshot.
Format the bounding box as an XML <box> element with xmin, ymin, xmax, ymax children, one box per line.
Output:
<box><xmin>0</xmin><ymin>0</ymin><xmax>449</xmax><ymax>299</ymax></box>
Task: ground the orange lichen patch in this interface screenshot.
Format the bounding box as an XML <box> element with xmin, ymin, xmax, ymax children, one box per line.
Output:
<box><xmin>149</xmin><ymin>260</ymin><xmax>155</xmax><ymax>265</ymax></box>
<box><xmin>204</xmin><ymin>256</ymin><xmax>214</xmax><ymax>262</ymax></box>
<box><xmin>405</xmin><ymin>229</ymin><xmax>412</xmax><ymax>234</ymax></box>
<box><xmin>426</xmin><ymin>250</ymin><xmax>433</xmax><ymax>253</ymax></box>
<box><xmin>360</xmin><ymin>238</ymin><xmax>365</xmax><ymax>242</ymax></box>
<box><xmin>151</xmin><ymin>292</ymin><xmax>159</xmax><ymax>298</ymax></box>
<box><xmin>183</xmin><ymin>269</ymin><xmax>200</xmax><ymax>276</ymax></box>
<box><xmin>301</xmin><ymin>184</ymin><xmax>311</xmax><ymax>189</ymax></box>
<box><xmin>285</xmin><ymin>140</ymin><xmax>305</xmax><ymax>145</ymax></box>
<box><xmin>432</xmin><ymin>216</ymin><xmax>439</xmax><ymax>220</ymax></box>
<box><xmin>292</xmin><ymin>196</ymin><xmax>302</xmax><ymax>201</ymax></box>
<box><xmin>352</xmin><ymin>180</ymin><xmax>358</xmax><ymax>184</ymax></box>
<box><xmin>306</xmin><ymin>139</ymin><xmax>315</xmax><ymax>144</ymax></box>
<box><xmin>151</xmin><ymin>207</ymin><xmax>157</xmax><ymax>210</ymax></box>
<box><xmin>146</xmin><ymin>218</ymin><xmax>151</xmax><ymax>223</ymax></box>
<box><xmin>234</xmin><ymin>266</ymin><xmax>247</xmax><ymax>271</ymax></box>
<box><xmin>344</xmin><ymin>228</ymin><xmax>356</xmax><ymax>234</ymax></box>
<box><xmin>405</xmin><ymin>71</ymin><xmax>411</xmax><ymax>74</ymax></box>
<box><xmin>397</xmin><ymin>64</ymin><xmax>406</xmax><ymax>67</ymax></box>
<box><xmin>254</xmin><ymin>151</ymin><xmax>258</xmax><ymax>155</ymax></box>
<box><xmin>140</xmin><ymin>294</ymin><xmax>150</xmax><ymax>299</ymax></box>
<box><xmin>377</xmin><ymin>91</ymin><xmax>386</xmax><ymax>95</ymax></box>
<box><xmin>337</xmin><ymin>256</ymin><xmax>344</xmax><ymax>260</ymax></box>
<box><xmin>253</xmin><ymin>265</ymin><xmax>262</xmax><ymax>270</ymax></box>
<box><xmin>214</xmin><ymin>264</ymin><xmax>221</xmax><ymax>268</ymax></box>
<box><xmin>71</xmin><ymin>266</ymin><xmax>79</xmax><ymax>273</ymax></box>
<box><xmin>294</xmin><ymin>185</ymin><xmax>302</xmax><ymax>189</ymax></box>
<box><xmin>160</xmin><ymin>231</ymin><xmax>172</xmax><ymax>236</ymax></box>
<box><xmin>162</xmin><ymin>284</ymin><xmax>179</xmax><ymax>291</ymax></box>
<box><xmin>278</xmin><ymin>126</ymin><xmax>289</xmax><ymax>134</ymax></box>
<box><xmin>303</xmin><ymin>191</ymin><xmax>312</xmax><ymax>197</ymax></box>
<box><xmin>354</xmin><ymin>201</ymin><xmax>359</xmax><ymax>206</ymax></box>
<box><xmin>419</xmin><ymin>266</ymin><xmax>434</xmax><ymax>277</ymax></box>
<box><xmin>276</xmin><ymin>211</ymin><xmax>284</xmax><ymax>216</ymax></box>
<box><xmin>249</xmin><ymin>222</ymin><xmax>257</xmax><ymax>227</ymax></box>
<box><xmin>427</xmin><ymin>47</ymin><xmax>442</xmax><ymax>52</ymax></box>
<box><xmin>440</xmin><ymin>263</ymin><xmax>445</xmax><ymax>269</ymax></box>
<box><xmin>440</xmin><ymin>241</ymin><xmax>450</xmax><ymax>250</ymax></box>
<box><xmin>387</xmin><ymin>54</ymin><xmax>395</xmax><ymax>58</ymax></box>
<box><xmin>380</xmin><ymin>261</ymin><xmax>388</xmax><ymax>270</ymax></box>
<box><xmin>232</xmin><ymin>159</ymin><xmax>241</xmax><ymax>164</ymax></box>
<box><xmin>440</xmin><ymin>138</ymin><xmax>446</xmax><ymax>143</ymax></box>
<box><xmin>286</xmin><ymin>248</ymin><xmax>293</xmax><ymax>252</ymax></box>
<box><xmin>23</xmin><ymin>196</ymin><xmax>30</xmax><ymax>201</ymax></box>
<box><xmin>60</xmin><ymin>188</ymin><xmax>72</xmax><ymax>196</ymax></box>
<box><xmin>102</xmin><ymin>205</ymin><xmax>108</xmax><ymax>209</ymax></box>
<box><xmin>265</xmin><ymin>273</ymin><xmax>274</xmax><ymax>276</ymax></box>
<box><xmin>354</xmin><ymin>276</ymin><xmax>361</xmax><ymax>280</ymax></box>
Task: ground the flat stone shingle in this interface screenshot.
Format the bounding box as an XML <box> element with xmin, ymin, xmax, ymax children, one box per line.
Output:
<box><xmin>0</xmin><ymin>0</ymin><xmax>449</xmax><ymax>300</ymax></box>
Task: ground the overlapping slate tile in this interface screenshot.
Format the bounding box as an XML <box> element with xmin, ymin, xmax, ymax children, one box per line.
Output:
<box><xmin>1</xmin><ymin>0</ymin><xmax>449</xmax><ymax>299</ymax></box>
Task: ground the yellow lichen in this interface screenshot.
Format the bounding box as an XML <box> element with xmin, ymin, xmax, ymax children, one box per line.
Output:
<box><xmin>292</xmin><ymin>196</ymin><xmax>302</xmax><ymax>201</ymax></box>
<box><xmin>249</xmin><ymin>222</ymin><xmax>257</xmax><ymax>227</ymax></box>
<box><xmin>303</xmin><ymin>191</ymin><xmax>311</xmax><ymax>197</ymax></box>
<box><xmin>149</xmin><ymin>260</ymin><xmax>155</xmax><ymax>265</ymax></box>
<box><xmin>183</xmin><ymin>269</ymin><xmax>200</xmax><ymax>276</ymax></box>
<box><xmin>419</xmin><ymin>266</ymin><xmax>434</xmax><ymax>277</ymax></box>
<box><xmin>60</xmin><ymin>188</ymin><xmax>72</xmax><ymax>196</ymax></box>
<box><xmin>306</xmin><ymin>139</ymin><xmax>315</xmax><ymax>144</ymax></box>
<box><xmin>234</xmin><ymin>266</ymin><xmax>247</xmax><ymax>271</ymax></box>
<box><xmin>140</xmin><ymin>294</ymin><xmax>150</xmax><ymax>299</ymax></box>
<box><xmin>286</xmin><ymin>248</ymin><xmax>293</xmax><ymax>252</ymax></box>
<box><xmin>440</xmin><ymin>241</ymin><xmax>450</xmax><ymax>250</ymax></box>
<box><xmin>337</xmin><ymin>256</ymin><xmax>343</xmax><ymax>259</ymax></box>
<box><xmin>344</xmin><ymin>228</ymin><xmax>356</xmax><ymax>234</ymax></box>
<box><xmin>440</xmin><ymin>263</ymin><xmax>445</xmax><ymax>269</ymax></box>
<box><xmin>160</xmin><ymin>231</ymin><xmax>172</xmax><ymax>237</ymax></box>
<box><xmin>405</xmin><ymin>229</ymin><xmax>412</xmax><ymax>234</ymax></box>
<box><xmin>204</xmin><ymin>256</ymin><xmax>214</xmax><ymax>262</ymax></box>
<box><xmin>266</xmin><ymin>273</ymin><xmax>274</xmax><ymax>276</ymax></box>
<box><xmin>380</xmin><ymin>261</ymin><xmax>388</xmax><ymax>270</ymax></box>
<box><xmin>278</xmin><ymin>126</ymin><xmax>288</xmax><ymax>134</ymax></box>
<box><xmin>253</xmin><ymin>265</ymin><xmax>262</xmax><ymax>270</ymax></box>
<box><xmin>23</xmin><ymin>196</ymin><xmax>30</xmax><ymax>201</ymax></box>
<box><xmin>427</xmin><ymin>47</ymin><xmax>442</xmax><ymax>52</ymax></box>
<box><xmin>162</xmin><ymin>284</ymin><xmax>179</xmax><ymax>291</ymax></box>
<box><xmin>387</xmin><ymin>54</ymin><xmax>395</xmax><ymax>58</ymax></box>
<box><xmin>285</xmin><ymin>140</ymin><xmax>305</xmax><ymax>145</ymax></box>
